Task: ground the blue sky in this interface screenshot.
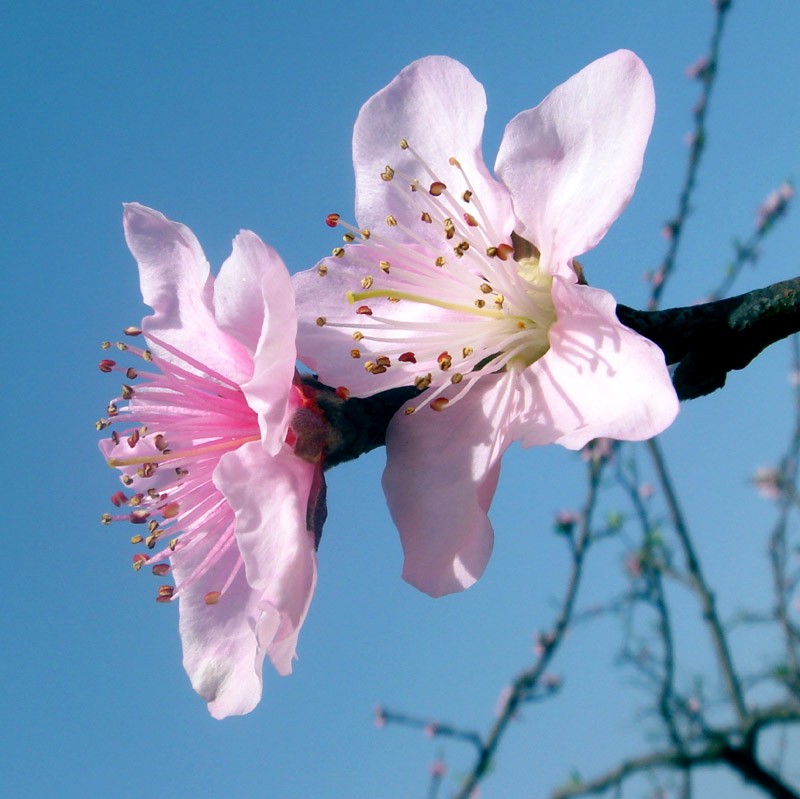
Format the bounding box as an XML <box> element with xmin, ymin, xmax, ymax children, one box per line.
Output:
<box><xmin>2</xmin><ymin>1</ymin><xmax>799</xmax><ymax>797</ymax></box>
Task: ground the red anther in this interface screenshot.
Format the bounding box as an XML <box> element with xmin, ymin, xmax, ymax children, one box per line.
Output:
<box><xmin>325</xmin><ymin>213</ymin><xmax>341</xmax><ymax>227</ymax></box>
<box><xmin>154</xmin><ymin>434</ymin><xmax>168</xmax><ymax>452</ymax></box>
<box><xmin>130</xmin><ymin>509</ymin><xmax>150</xmax><ymax>524</ymax></box>
<box><xmin>137</xmin><ymin>463</ymin><xmax>157</xmax><ymax>478</ymax></box>
<box><xmin>162</xmin><ymin>502</ymin><xmax>180</xmax><ymax>519</ymax></box>
<box><xmin>431</xmin><ymin>397</ymin><xmax>450</xmax><ymax>411</ymax></box>
<box><xmin>496</xmin><ymin>243</ymin><xmax>514</xmax><ymax>261</ymax></box>
<box><xmin>356</xmin><ymin>305</ymin><xmax>373</xmax><ymax>316</ymax></box>
<box><xmin>151</xmin><ymin>564</ymin><xmax>170</xmax><ymax>576</ymax></box>
<box><xmin>464</xmin><ymin>213</ymin><xmax>479</xmax><ymax>227</ymax></box>
<box><xmin>127</xmin><ymin>430</ymin><xmax>140</xmax><ymax>448</ymax></box>
<box><xmin>420</xmin><ymin>212</ymin><xmax>432</xmax><ymax>224</ymax></box>
<box><xmin>110</xmin><ymin>491</ymin><xmax>128</xmax><ymax>507</ymax></box>
<box><xmin>98</xmin><ymin>359</ymin><xmax>116</xmax><ymax>372</ymax></box>
<box><xmin>398</xmin><ymin>352</ymin><xmax>417</xmax><ymax>363</ymax></box>
<box><xmin>335</xmin><ymin>386</ymin><xmax>350</xmax><ymax>400</ymax></box>
<box><xmin>132</xmin><ymin>554</ymin><xmax>148</xmax><ymax>571</ymax></box>
<box><xmin>123</xmin><ymin>326</ymin><xmax>142</xmax><ymax>336</ymax></box>
<box><xmin>429</xmin><ymin>182</ymin><xmax>447</xmax><ymax>196</ymax></box>
<box><xmin>204</xmin><ymin>591</ymin><xmax>222</xmax><ymax>605</ymax></box>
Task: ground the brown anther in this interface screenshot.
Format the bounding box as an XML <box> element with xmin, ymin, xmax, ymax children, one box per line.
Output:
<box><xmin>379</xmin><ymin>260</ymin><xmax>391</xmax><ymax>273</ymax></box>
<box><xmin>142</xmin><ymin>350</ymin><xmax>152</xmax><ymax>362</ymax></box>
<box><xmin>431</xmin><ymin>397</ymin><xmax>450</xmax><ymax>411</ymax></box>
<box><xmin>162</xmin><ymin>502</ymin><xmax>180</xmax><ymax>519</ymax></box>
<box><xmin>437</xmin><ymin>352</ymin><xmax>452</xmax><ymax>371</ymax></box>
<box><xmin>137</xmin><ymin>463</ymin><xmax>157</xmax><ymax>479</ymax></box>
<box><xmin>121</xmin><ymin>474</ymin><xmax>133</xmax><ymax>486</ymax></box>
<box><xmin>350</xmin><ymin>349</ymin><xmax>361</xmax><ymax>359</ymax></box>
<box><xmin>152</xmin><ymin>564</ymin><xmax>170</xmax><ymax>576</ymax></box>
<box><xmin>420</xmin><ymin>212</ymin><xmax>432</xmax><ymax>224</ymax></box>
<box><xmin>325</xmin><ymin>213</ymin><xmax>340</xmax><ymax>228</ymax></box>
<box><xmin>496</xmin><ymin>243</ymin><xmax>514</xmax><ymax>261</ymax></box>
<box><xmin>145</xmin><ymin>534</ymin><xmax>157</xmax><ymax>549</ymax></box>
<box><xmin>451</xmin><ymin>373</ymin><xmax>464</xmax><ymax>384</ymax></box>
<box><xmin>361</xmin><ymin>229</ymin><xmax>371</xmax><ymax>240</ymax></box>
<box><xmin>99</xmin><ymin>359</ymin><xmax>116</xmax><ymax>372</ymax></box>
<box><xmin>128</xmin><ymin>494</ymin><xmax>142</xmax><ymax>506</ymax></box>
<box><xmin>317</xmin><ymin>264</ymin><xmax>328</xmax><ymax>276</ymax></box>
<box><xmin>121</xmin><ymin>384</ymin><xmax>135</xmax><ymax>400</ymax></box>
<box><xmin>95</xmin><ymin>419</ymin><xmax>110</xmax><ymax>431</ymax></box>
<box><xmin>381</xmin><ymin>166</ymin><xmax>395</xmax><ymax>181</ymax></box>
<box><xmin>376</xmin><ymin>356</ymin><xmax>391</xmax><ymax>368</ymax></box>
<box><xmin>443</xmin><ymin>219</ymin><xmax>455</xmax><ymax>240</ymax></box>
<box><xmin>107</xmin><ymin>402</ymin><xmax>118</xmax><ymax>417</ymax></box>
<box><xmin>448</xmin><ymin>156</ymin><xmax>461</xmax><ymax>167</ymax></box>
<box><xmin>462</xmin><ymin>347</ymin><xmax>474</xmax><ymax>357</ymax></box>
<box><xmin>130</xmin><ymin>535</ymin><xmax>143</xmax><ymax>544</ymax></box>
<box><xmin>404</xmin><ymin>407</ymin><xmax>415</xmax><ymax>415</ymax></box>
<box><xmin>409</xmin><ymin>183</ymin><xmax>417</xmax><ymax>191</ymax></box>
<box><xmin>332</xmin><ymin>247</ymin><xmax>345</xmax><ymax>258</ymax></box>
<box><xmin>356</xmin><ymin>305</ymin><xmax>373</xmax><ymax>316</ymax></box>
<box><xmin>385</xmin><ymin>215</ymin><xmax>398</xmax><ymax>227</ymax></box>
<box><xmin>486</xmin><ymin>246</ymin><xmax>498</xmax><ymax>258</ymax></box>
<box><xmin>464</xmin><ymin>213</ymin><xmax>479</xmax><ymax>227</ymax></box>
<box><xmin>429</xmin><ymin>182</ymin><xmax>447</xmax><ymax>196</ymax></box>
<box><xmin>156</xmin><ymin>585</ymin><xmax>174</xmax><ymax>602</ymax></box>
<box><xmin>154</xmin><ymin>434</ymin><xmax>168</xmax><ymax>452</ymax></box>
<box><xmin>132</xmin><ymin>554</ymin><xmax>148</xmax><ymax>571</ymax></box>
<box><xmin>205</xmin><ymin>591</ymin><xmax>222</xmax><ymax>605</ymax></box>
<box><xmin>435</xmin><ymin>256</ymin><xmax>446</xmax><ymax>267</ymax></box>
<box><xmin>169</xmin><ymin>539</ymin><xmax>178</xmax><ymax>551</ymax></box>
<box><xmin>479</xmin><ymin>283</ymin><xmax>493</xmax><ymax>294</ymax></box>
<box><xmin>335</xmin><ymin>386</ymin><xmax>350</xmax><ymax>400</ymax></box>
<box><xmin>110</xmin><ymin>431</ymin><xmax>119</xmax><ymax>445</ymax></box>
<box><xmin>123</xmin><ymin>326</ymin><xmax>142</xmax><ymax>336</ymax></box>
<box><xmin>130</xmin><ymin>509</ymin><xmax>150</xmax><ymax>524</ymax></box>
<box><xmin>352</xmin><ymin>331</ymin><xmax>364</xmax><ymax>341</ymax></box>
<box><xmin>127</xmin><ymin>429</ymin><xmax>140</xmax><ymax>448</ymax></box>
<box><xmin>458</xmin><ymin>240</ymin><xmax>469</xmax><ymax>252</ymax></box>
<box><xmin>100</xmin><ymin>513</ymin><xmax>113</xmax><ymax>525</ymax></box>
<box><xmin>147</xmin><ymin>519</ymin><xmax>159</xmax><ymax>533</ymax></box>
<box><xmin>474</xmin><ymin>299</ymin><xmax>486</xmax><ymax>308</ymax></box>
<box><xmin>462</xmin><ymin>190</ymin><xmax>473</xmax><ymax>202</ymax></box>
<box><xmin>399</xmin><ymin>139</ymin><xmax>409</xmax><ymax>149</ymax></box>
<box><xmin>116</xmin><ymin>341</ymin><xmax>128</xmax><ymax>351</ymax></box>
<box><xmin>175</xmin><ymin>467</ymin><xmax>188</xmax><ymax>477</ymax></box>
<box><xmin>100</xmin><ymin>341</ymin><xmax>111</xmax><ymax>350</ymax></box>
<box><xmin>111</xmin><ymin>491</ymin><xmax>127</xmax><ymax>507</ymax></box>
<box><xmin>414</xmin><ymin>373</ymin><xmax>432</xmax><ymax>390</ymax></box>
<box><xmin>398</xmin><ymin>352</ymin><xmax>417</xmax><ymax>364</ymax></box>
<box><xmin>316</xmin><ymin>317</ymin><xmax>327</xmax><ymax>327</ymax></box>
<box><xmin>125</xmin><ymin>367</ymin><xmax>138</xmax><ymax>380</ymax></box>
<box><xmin>361</xmin><ymin>275</ymin><xmax>374</xmax><ymax>289</ymax></box>
<box><xmin>343</xmin><ymin>232</ymin><xmax>356</xmax><ymax>243</ymax></box>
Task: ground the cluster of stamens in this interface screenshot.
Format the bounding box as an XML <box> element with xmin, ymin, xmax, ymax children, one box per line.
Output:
<box><xmin>318</xmin><ymin>139</ymin><xmax>557</xmax><ymax>413</ymax></box>
<box><xmin>97</xmin><ymin>328</ymin><xmax>262</xmax><ymax>605</ymax></box>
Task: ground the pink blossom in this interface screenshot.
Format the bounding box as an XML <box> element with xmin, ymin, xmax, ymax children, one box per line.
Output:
<box><xmin>98</xmin><ymin>204</ymin><xmax>323</xmax><ymax>718</ymax></box>
<box><xmin>294</xmin><ymin>53</ymin><xmax>679</xmax><ymax>597</ymax></box>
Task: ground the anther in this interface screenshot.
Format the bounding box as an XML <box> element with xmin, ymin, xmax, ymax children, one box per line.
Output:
<box><xmin>145</xmin><ymin>534</ymin><xmax>157</xmax><ymax>549</ymax></box>
<box><xmin>148</xmin><ymin>519</ymin><xmax>159</xmax><ymax>532</ymax></box>
<box><xmin>316</xmin><ymin>317</ymin><xmax>327</xmax><ymax>326</ymax></box>
<box><xmin>156</xmin><ymin>585</ymin><xmax>174</xmax><ymax>602</ymax></box>
<box><xmin>361</xmin><ymin>276</ymin><xmax>374</xmax><ymax>289</ymax></box>
<box><xmin>326</xmin><ymin>213</ymin><xmax>340</xmax><ymax>227</ymax></box>
<box><xmin>493</xmin><ymin>294</ymin><xmax>505</xmax><ymax>308</ymax></box>
<box><xmin>420</xmin><ymin>212</ymin><xmax>432</xmax><ymax>224</ymax></box>
<box><xmin>343</xmin><ymin>232</ymin><xmax>355</xmax><ymax>243</ymax></box>
<box><xmin>414</xmin><ymin>374</ymin><xmax>432</xmax><ymax>390</ymax></box>
<box><xmin>475</xmin><ymin>299</ymin><xmax>486</xmax><ymax>309</ymax></box>
<box><xmin>317</xmin><ymin>264</ymin><xmax>328</xmax><ymax>276</ymax></box>
<box><xmin>386</xmin><ymin>215</ymin><xmax>398</xmax><ymax>227</ymax></box>
<box><xmin>352</xmin><ymin>331</ymin><xmax>364</xmax><ymax>341</ymax></box>
<box><xmin>431</xmin><ymin>397</ymin><xmax>450</xmax><ymax>411</ymax></box>
<box><xmin>107</xmin><ymin>402</ymin><xmax>118</xmax><ymax>417</ymax></box>
<box><xmin>130</xmin><ymin>509</ymin><xmax>150</xmax><ymax>524</ymax></box>
<box><xmin>121</xmin><ymin>384</ymin><xmax>135</xmax><ymax>400</ymax></box>
<box><xmin>462</xmin><ymin>190</ymin><xmax>473</xmax><ymax>203</ymax></box>
<box><xmin>121</xmin><ymin>475</ymin><xmax>133</xmax><ymax>486</ymax></box>
<box><xmin>332</xmin><ymin>247</ymin><xmax>345</xmax><ymax>258</ymax></box>
<box><xmin>132</xmin><ymin>554</ymin><xmax>148</xmax><ymax>571</ymax></box>
<box><xmin>430</xmin><ymin>182</ymin><xmax>447</xmax><ymax>196</ymax></box>
<box><xmin>361</xmin><ymin>229</ymin><xmax>371</xmax><ymax>239</ymax></box>
<box><xmin>464</xmin><ymin>213</ymin><xmax>479</xmax><ymax>227</ymax></box>
<box><xmin>480</xmin><ymin>283</ymin><xmax>493</xmax><ymax>294</ymax></box>
<box><xmin>205</xmin><ymin>591</ymin><xmax>222</xmax><ymax>605</ymax></box>
<box><xmin>95</xmin><ymin>419</ymin><xmax>110</xmax><ymax>431</ymax></box>
<box><xmin>116</xmin><ymin>342</ymin><xmax>128</xmax><ymax>351</ymax></box>
<box><xmin>462</xmin><ymin>347</ymin><xmax>474</xmax><ymax>357</ymax></box>
<box><xmin>100</xmin><ymin>341</ymin><xmax>111</xmax><ymax>350</ymax></box>
<box><xmin>398</xmin><ymin>352</ymin><xmax>417</xmax><ymax>363</ymax></box>
<box><xmin>496</xmin><ymin>243</ymin><xmax>514</xmax><ymax>261</ymax></box>
<box><xmin>381</xmin><ymin>166</ymin><xmax>395</xmax><ymax>181</ymax></box>
<box><xmin>100</xmin><ymin>513</ymin><xmax>112</xmax><ymax>525</ymax></box>
<box><xmin>130</xmin><ymin>535</ymin><xmax>143</xmax><ymax>544</ymax></box>
<box><xmin>138</xmin><ymin>463</ymin><xmax>156</xmax><ymax>478</ymax></box>
<box><xmin>169</xmin><ymin>539</ymin><xmax>178</xmax><ymax>551</ymax></box>
<box><xmin>448</xmin><ymin>157</ymin><xmax>461</xmax><ymax>167</ymax></box>
<box><xmin>399</xmin><ymin>139</ymin><xmax>409</xmax><ymax>149</ymax></box>
<box><xmin>486</xmin><ymin>246</ymin><xmax>498</xmax><ymax>258</ymax></box>
<box><xmin>99</xmin><ymin>359</ymin><xmax>116</xmax><ymax>372</ymax></box>
<box><xmin>175</xmin><ymin>467</ymin><xmax>188</xmax><ymax>477</ymax></box>
<box><xmin>376</xmin><ymin>356</ymin><xmax>391</xmax><ymax>368</ymax></box>
<box><xmin>437</xmin><ymin>352</ymin><xmax>452</xmax><ymax>371</ymax></box>
<box><xmin>404</xmin><ymin>407</ymin><xmax>415</xmax><ymax>415</ymax></box>
<box><xmin>125</xmin><ymin>367</ymin><xmax>138</xmax><ymax>379</ymax></box>
<box><xmin>154</xmin><ymin>434</ymin><xmax>168</xmax><ymax>452</ymax></box>
<box><xmin>110</xmin><ymin>431</ymin><xmax>119</xmax><ymax>445</ymax></box>
<box><xmin>123</xmin><ymin>326</ymin><xmax>142</xmax><ymax>336</ymax></box>
<box><xmin>142</xmin><ymin>350</ymin><xmax>152</xmax><ymax>362</ymax></box>
<box><xmin>111</xmin><ymin>491</ymin><xmax>127</xmax><ymax>507</ymax></box>
<box><xmin>335</xmin><ymin>386</ymin><xmax>350</xmax><ymax>400</ymax></box>
<box><xmin>435</xmin><ymin>256</ymin><xmax>446</xmax><ymax>267</ymax></box>
<box><xmin>127</xmin><ymin>430</ymin><xmax>140</xmax><ymax>448</ymax></box>
<box><xmin>128</xmin><ymin>494</ymin><xmax>142</xmax><ymax>506</ymax></box>
<box><xmin>379</xmin><ymin>260</ymin><xmax>391</xmax><ymax>273</ymax></box>
<box><xmin>162</xmin><ymin>502</ymin><xmax>180</xmax><ymax>519</ymax></box>
<box><xmin>356</xmin><ymin>306</ymin><xmax>373</xmax><ymax>316</ymax></box>
<box><xmin>152</xmin><ymin>564</ymin><xmax>170</xmax><ymax>576</ymax></box>
<box><xmin>444</xmin><ymin>219</ymin><xmax>455</xmax><ymax>240</ymax></box>
<box><xmin>451</xmin><ymin>373</ymin><xmax>464</xmax><ymax>384</ymax></box>
<box><xmin>350</xmin><ymin>349</ymin><xmax>361</xmax><ymax>359</ymax></box>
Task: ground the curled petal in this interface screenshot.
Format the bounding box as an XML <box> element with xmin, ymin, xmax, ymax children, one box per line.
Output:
<box><xmin>495</xmin><ymin>50</ymin><xmax>655</xmax><ymax>275</ymax></box>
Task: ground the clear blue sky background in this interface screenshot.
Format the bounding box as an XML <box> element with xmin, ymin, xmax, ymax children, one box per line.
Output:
<box><xmin>2</xmin><ymin>1</ymin><xmax>799</xmax><ymax>797</ymax></box>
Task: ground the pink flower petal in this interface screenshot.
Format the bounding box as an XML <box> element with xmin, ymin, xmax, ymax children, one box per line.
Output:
<box><xmin>383</xmin><ymin>374</ymin><xmax>519</xmax><ymax>597</ymax></box>
<box><xmin>353</xmin><ymin>55</ymin><xmax>514</xmax><ymax>250</ymax></box>
<box><xmin>518</xmin><ymin>278</ymin><xmax>679</xmax><ymax>449</ymax></box>
<box><xmin>215</xmin><ymin>231</ymin><xmax>299</xmax><ymax>455</ymax></box>
<box><xmin>495</xmin><ymin>50</ymin><xmax>655</xmax><ymax>276</ymax></box>
<box><xmin>214</xmin><ymin>442</ymin><xmax>318</xmax><ymax>675</ymax></box>
<box><xmin>122</xmin><ymin>203</ymin><xmax>252</xmax><ymax>384</ymax></box>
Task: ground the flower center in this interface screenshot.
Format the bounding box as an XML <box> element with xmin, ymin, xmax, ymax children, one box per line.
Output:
<box><xmin>320</xmin><ymin>139</ymin><xmax>557</xmax><ymax>411</ymax></box>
